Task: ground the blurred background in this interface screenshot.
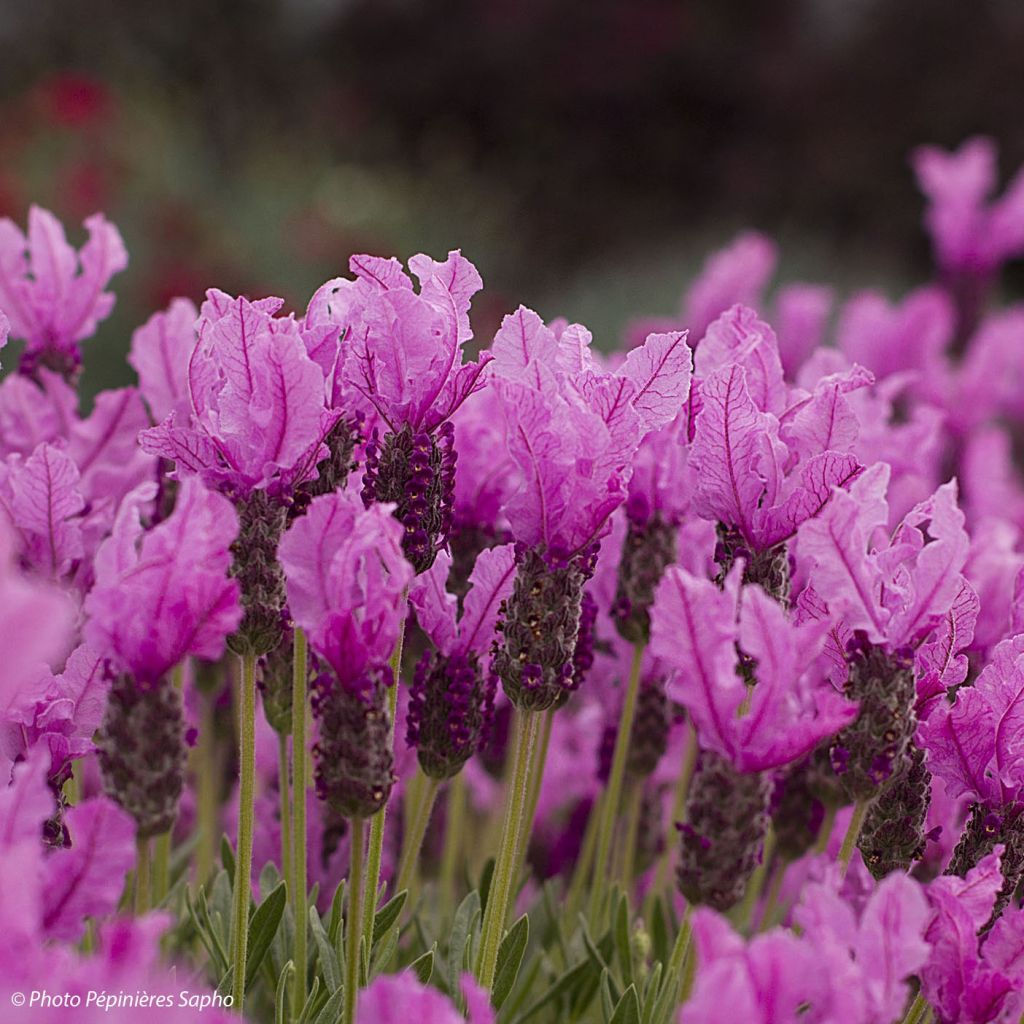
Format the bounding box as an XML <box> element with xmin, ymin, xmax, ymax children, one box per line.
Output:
<box><xmin>2</xmin><ymin>0</ymin><xmax>1023</xmax><ymax>396</ymax></box>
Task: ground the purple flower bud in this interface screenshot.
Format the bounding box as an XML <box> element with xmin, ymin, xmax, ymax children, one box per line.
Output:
<box><xmin>311</xmin><ymin>669</ymin><xmax>395</xmax><ymax>820</ymax></box>
<box><xmin>97</xmin><ymin>672</ymin><xmax>186</xmax><ymax>838</ymax></box>
<box><xmin>612</xmin><ymin>515</ymin><xmax>677</xmax><ymax>643</ymax></box>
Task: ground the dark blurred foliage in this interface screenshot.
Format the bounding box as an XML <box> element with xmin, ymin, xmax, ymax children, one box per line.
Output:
<box><xmin>1</xmin><ymin>0</ymin><xmax>1023</xmax><ymax>392</ymax></box>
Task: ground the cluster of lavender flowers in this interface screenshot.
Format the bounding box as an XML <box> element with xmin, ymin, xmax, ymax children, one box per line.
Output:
<box><xmin>1</xmin><ymin>138</ymin><xmax>1024</xmax><ymax>1024</ymax></box>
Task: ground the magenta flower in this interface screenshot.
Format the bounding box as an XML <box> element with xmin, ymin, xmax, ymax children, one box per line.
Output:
<box><xmin>84</xmin><ymin>477</ymin><xmax>242</xmax><ymax>684</ymax></box>
<box><xmin>2</xmin><ymin>643</ymin><xmax>107</xmax><ymax>785</ymax></box>
<box><xmin>407</xmin><ymin>544</ymin><xmax>516</xmax><ymax>777</ymax></box>
<box><xmin>683</xmin><ymin>231</ymin><xmax>778</xmax><ymax>343</ymax></box>
<box><xmin>309</xmin><ymin>250</ymin><xmax>490</xmax><ymax>433</ymax></box>
<box><xmin>650</xmin><ymin>566</ymin><xmax>857</xmax><ymax>773</ymax></box>
<box><xmin>919</xmin><ymin>633</ymin><xmax>1024</xmax><ymax>809</ymax></box>
<box><xmin>493</xmin><ymin>307</ymin><xmax>692</xmax><ymax>559</ymax></box>
<box><xmin>356</xmin><ymin>971</ymin><xmax>494</xmax><ymax>1024</ymax></box>
<box><xmin>921</xmin><ymin>848</ymin><xmax>1024</xmax><ymax>1023</ymax></box>
<box><xmin>0</xmin><ymin>441</ymin><xmax>85</xmax><ymax>581</ymax></box>
<box><xmin>140</xmin><ymin>289</ymin><xmax>339</xmax><ymax>500</ymax></box>
<box><xmin>681</xmin><ymin>909</ymin><xmax>828</xmax><ymax>1023</ymax></box>
<box><xmin>913</xmin><ymin>137</ymin><xmax>1024</xmax><ymax>278</ymax></box>
<box><xmin>689</xmin><ymin>306</ymin><xmax>867</xmax><ymax>555</ymax></box>
<box><xmin>794</xmin><ymin>869</ymin><xmax>931</xmax><ymax>1024</ymax></box>
<box><xmin>128</xmin><ymin>297</ymin><xmax>197</xmax><ymax>423</ymax></box>
<box><xmin>797</xmin><ymin>465</ymin><xmax>970</xmax><ymax>651</ymax></box>
<box><xmin>0</xmin><ymin>520</ymin><xmax>72</xmax><ymax>719</ymax></box>
<box><xmin>278</xmin><ymin>490</ymin><xmax>412</xmax><ymax>693</ymax></box>
<box><xmin>0</xmin><ymin>206</ymin><xmax>127</xmax><ymax>379</ymax></box>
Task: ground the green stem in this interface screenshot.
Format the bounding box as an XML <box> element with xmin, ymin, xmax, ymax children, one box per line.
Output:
<box><xmin>837</xmin><ymin>799</ymin><xmax>870</xmax><ymax>879</ymax></box>
<box><xmin>292</xmin><ymin>629</ymin><xmax>309</xmax><ymax>1018</ymax></box>
<box><xmin>360</xmin><ymin>616</ymin><xmax>406</xmax><ymax>941</ymax></box>
<box><xmin>152</xmin><ymin>831</ymin><xmax>171</xmax><ymax>907</ymax></box>
<box><xmin>813</xmin><ymin>803</ymin><xmax>839</xmax><ymax>854</ymax></box>
<box><xmin>513</xmin><ymin>706</ymin><xmax>554</xmax><ymax>876</ymax></box>
<box><xmin>588</xmin><ymin>641</ymin><xmax>645</xmax><ymax>923</ymax></box>
<box><xmin>394</xmin><ymin>772</ymin><xmax>440</xmax><ymax>897</ymax></box>
<box><xmin>619</xmin><ymin>777</ymin><xmax>643</xmax><ymax>892</ymax></box>
<box><xmin>278</xmin><ymin>732</ymin><xmax>292</xmax><ymax>896</ymax></box>
<box><xmin>475</xmin><ymin>708</ymin><xmax>540</xmax><ymax>991</ymax></box>
<box><xmin>900</xmin><ymin>992</ymin><xmax>930</xmax><ymax>1024</ymax></box>
<box><xmin>440</xmin><ymin>773</ymin><xmax>467</xmax><ymax>911</ymax></box>
<box><xmin>135</xmin><ymin>837</ymin><xmax>151</xmax><ymax>915</ymax></box>
<box><xmin>344</xmin><ymin>817</ymin><xmax>366</xmax><ymax>1024</ymax></box>
<box><xmin>733</xmin><ymin>828</ymin><xmax>774</xmax><ymax>934</ymax></box>
<box><xmin>196</xmin><ymin>688</ymin><xmax>219</xmax><ymax>887</ymax></box>
<box><xmin>231</xmin><ymin>652</ymin><xmax>257</xmax><ymax>1014</ymax></box>
<box><xmin>757</xmin><ymin>859</ymin><xmax>787</xmax><ymax>932</ymax></box>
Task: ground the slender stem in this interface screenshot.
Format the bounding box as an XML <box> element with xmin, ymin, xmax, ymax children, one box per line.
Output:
<box><xmin>440</xmin><ymin>773</ymin><xmax>467</xmax><ymax>911</ymax></box>
<box><xmin>733</xmin><ymin>828</ymin><xmax>774</xmax><ymax>934</ymax></box>
<box><xmin>657</xmin><ymin>719</ymin><xmax>698</xmax><ymax>890</ymax></box>
<box><xmin>619</xmin><ymin>777</ymin><xmax>644</xmax><ymax>892</ymax></box>
<box><xmin>475</xmin><ymin>708</ymin><xmax>540</xmax><ymax>991</ymax></box>
<box><xmin>837</xmin><ymin>799</ymin><xmax>870</xmax><ymax>879</ymax></box>
<box><xmin>152</xmin><ymin>831</ymin><xmax>171</xmax><ymax>906</ymax></box>
<box><xmin>513</xmin><ymin>706</ymin><xmax>554</xmax><ymax>877</ymax></box>
<box><xmin>135</xmin><ymin>837</ymin><xmax>151</xmax><ymax>915</ymax></box>
<box><xmin>344</xmin><ymin>817</ymin><xmax>366</xmax><ymax>1024</ymax></box>
<box><xmin>278</xmin><ymin>732</ymin><xmax>292</xmax><ymax>901</ymax></box>
<box><xmin>757</xmin><ymin>859</ymin><xmax>787</xmax><ymax>932</ymax></box>
<box><xmin>291</xmin><ymin>629</ymin><xmax>309</xmax><ymax>1018</ymax></box>
<box><xmin>588</xmin><ymin>642</ymin><xmax>645</xmax><ymax>923</ymax></box>
<box><xmin>900</xmin><ymin>992</ymin><xmax>930</xmax><ymax>1024</ymax></box>
<box><xmin>231</xmin><ymin>652</ymin><xmax>258</xmax><ymax>1014</ymax></box>
<box><xmin>813</xmin><ymin>803</ymin><xmax>838</xmax><ymax>855</ymax></box>
<box><xmin>394</xmin><ymin>772</ymin><xmax>441</xmax><ymax>897</ymax></box>
<box><xmin>196</xmin><ymin>688</ymin><xmax>219</xmax><ymax>887</ymax></box>
<box><xmin>360</xmin><ymin>616</ymin><xmax>406</xmax><ymax>941</ymax></box>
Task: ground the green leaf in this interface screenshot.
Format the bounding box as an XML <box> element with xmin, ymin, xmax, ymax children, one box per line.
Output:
<box><xmin>220</xmin><ymin>835</ymin><xmax>235</xmax><ymax>884</ymax></box>
<box><xmin>186</xmin><ymin>886</ymin><xmax>228</xmax><ymax>977</ymax></box>
<box><xmin>309</xmin><ymin>905</ymin><xmax>342</xmax><ymax>994</ymax></box>
<box><xmin>371</xmin><ymin>890</ymin><xmax>408</xmax><ymax>946</ymax></box>
<box><xmin>370</xmin><ymin>922</ymin><xmax>400</xmax><ymax>979</ymax></box>
<box><xmin>245</xmin><ymin>881</ymin><xmax>287</xmax><ymax>992</ymax></box>
<box><xmin>514</xmin><ymin>957</ymin><xmax>594</xmax><ymax>1023</ymax></box>
<box><xmin>295</xmin><ymin>976</ymin><xmax>321</xmax><ymax>1024</ymax></box>
<box><xmin>410</xmin><ymin>945</ymin><xmax>435</xmax><ymax>985</ymax></box>
<box><xmin>259</xmin><ymin>860</ymin><xmax>282</xmax><ymax>897</ymax></box>
<box><xmin>275</xmin><ymin>961</ymin><xmax>294</xmax><ymax>1024</ymax></box>
<box><xmin>448</xmin><ymin>889</ymin><xmax>481</xmax><ymax>995</ymax></box>
<box><xmin>492</xmin><ymin>913</ymin><xmax>529</xmax><ymax>1012</ymax></box>
<box><xmin>610</xmin><ymin>985</ymin><xmax>641</xmax><ymax>1024</ymax></box>
<box><xmin>328</xmin><ymin>880</ymin><xmax>346</xmax><ymax>948</ymax></box>
<box><xmin>641</xmin><ymin>962</ymin><xmax>662</xmax><ymax>1024</ymax></box>
<box><xmin>600</xmin><ymin>969</ymin><xmax>616</xmax><ymax>1023</ymax></box>
<box><xmin>615</xmin><ymin>895</ymin><xmax>634</xmax><ymax>988</ymax></box>
<box><xmin>311</xmin><ymin>986</ymin><xmax>345</xmax><ymax>1024</ymax></box>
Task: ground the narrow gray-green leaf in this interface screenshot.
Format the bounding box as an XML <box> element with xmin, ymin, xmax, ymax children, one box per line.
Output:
<box><xmin>411</xmin><ymin>946</ymin><xmax>435</xmax><ymax>985</ymax></box>
<box><xmin>311</xmin><ymin>986</ymin><xmax>345</xmax><ymax>1024</ymax></box>
<box><xmin>372</xmin><ymin>890</ymin><xmax>408</xmax><ymax>946</ymax></box>
<box><xmin>492</xmin><ymin>913</ymin><xmax>529</xmax><ymax>1011</ymax></box>
<box><xmin>245</xmin><ymin>881</ymin><xmax>287</xmax><ymax>991</ymax></box>
<box><xmin>448</xmin><ymin>889</ymin><xmax>480</xmax><ymax>994</ymax></box>
<box><xmin>276</xmin><ymin>961</ymin><xmax>294</xmax><ymax>1024</ymax></box>
<box><xmin>610</xmin><ymin>984</ymin><xmax>641</xmax><ymax>1024</ymax></box>
<box><xmin>309</xmin><ymin>905</ymin><xmax>342</xmax><ymax>993</ymax></box>
<box><xmin>615</xmin><ymin>895</ymin><xmax>634</xmax><ymax>988</ymax></box>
